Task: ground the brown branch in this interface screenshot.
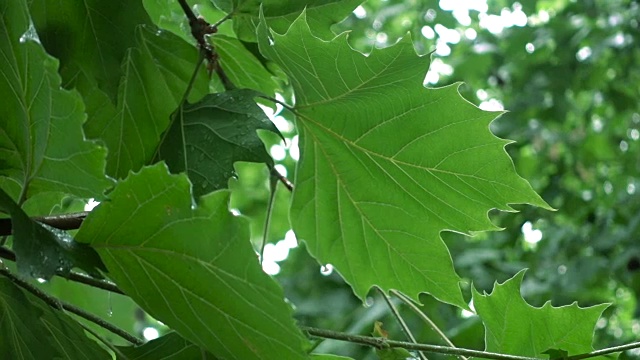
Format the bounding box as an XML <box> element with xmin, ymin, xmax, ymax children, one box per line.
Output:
<box><xmin>301</xmin><ymin>326</ymin><xmax>543</xmax><ymax>360</ymax></box>
<box><xmin>0</xmin><ymin>246</ymin><xmax>124</xmax><ymax>295</ymax></box>
<box><xmin>0</xmin><ymin>211</ymin><xmax>87</xmax><ymax>236</ymax></box>
<box><xmin>270</xmin><ymin>166</ymin><xmax>294</xmax><ymax>192</ymax></box>
<box><xmin>0</xmin><ymin>266</ymin><xmax>142</xmax><ymax>345</ymax></box>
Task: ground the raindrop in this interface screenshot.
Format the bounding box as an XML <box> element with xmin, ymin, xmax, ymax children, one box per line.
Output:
<box><xmin>320</xmin><ymin>264</ymin><xmax>334</xmax><ymax>276</ymax></box>
<box><xmin>19</xmin><ymin>22</ymin><xmax>40</xmax><ymax>44</ymax></box>
<box><xmin>107</xmin><ymin>292</ymin><xmax>113</xmax><ymax>317</ymax></box>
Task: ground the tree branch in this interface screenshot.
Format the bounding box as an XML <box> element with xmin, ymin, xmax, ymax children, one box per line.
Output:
<box><xmin>0</xmin><ymin>246</ymin><xmax>124</xmax><ymax>294</ymax></box>
<box><xmin>392</xmin><ymin>290</ymin><xmax>468</xmax><ymax>360</ymax></box>
<box><xmin>565</xmin><ymin>342</ymin><xmax>639</xmax><ymax>360</ymax></box>
<box><xmin>0</xmin><ymin>211</ymin><xmax>87</xmax><ymax>236</ymax></box>
<box><xmin>300</xmin><ymin>326</ymin><xmax>544</xmax><ymax>360</ymax></box>
<box><xmin>377</xmin><ymin>288</ymin><xmax>428</xmax><ymax>360</ymax></box>
<box><xmin>270</xmin><ymin>166</ymin><xmax>294</xmax><ymax>192</ymax></box>
<box><xmin>0</xmin><ymin>266</ymin><xmax>143</xmax><ymax>345</ymax></box>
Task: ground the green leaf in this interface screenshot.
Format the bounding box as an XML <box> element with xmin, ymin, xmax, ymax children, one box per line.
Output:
<box><xmin>83</xmin><ymin>26</ymin><xmax>209</xmax><ymax>179</ymax></box>
<box><xmin>0</xmin><ymin>0</ymin><xmax>111</xmax><ymax>200</ymax></box>
<box><xmin>542</xmin><ymin>349</ymin><xmax>569</xmax><ymax>360</ymax></box>
<box><xmin>155</xmin><ymin>89</ymin><xmax>279</xmax><ymax>196</ymax></box>
<box><xmin>0</xmin><ymin>278</ymin><xmax>111</xmax><ymax>360</ymax></box>
<box><xmin>311</xmin><ymin>355</ymin><xmax>355</xmax><ymax>360</ymax></box>
<box><xmin>211</xmin><ymin>34</ymin><xmax>280</xmax><ymax>97</ymax></box>
<box><xmin>0</xmin><ymin>188</ymin><xmax>105</xmax><ymax>280</ymax></box>
<box><xmin>76</xmin><ymin>163</ymin><xmax>308</xmax><ymax>359</ymax></box>
<box><xmin>117</xmin><ymin>332</ymin><xmax>215</xmax><ymax>359</ymax></box>
<box><xmin>0</xmin><ymin>278</ymin><xmax>59</xmax><ymax>359</ymax></box>
<box><xmin>258</xmin><ymin>14</ymin><xmax>550</xmax><ymax>308</ymax></box>
<box><xmin>30</xmin><ymin>292</ymin><xmax>112</xmax><ymax>360</ymax></box>
<box><xmin>27</xmin><ymin>0</ymin><xmax>151</xmax><ymax>99</ymax></box>
<box><xmin>214</xmin><ymin>0</ymin><xmax>363</xmax><ymax>41</ymax></box>
<box><xmin>473</xmin><ymin>270</ymin><xmax>610</xmax><ymax>358</ymax></box>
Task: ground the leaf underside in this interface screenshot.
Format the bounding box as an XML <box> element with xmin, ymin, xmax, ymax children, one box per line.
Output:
<box><xmin>258</xmin><ymin>13</ymin><xmax>550</xmax><ymax>308</ymax></box>
<box><xmin>76</xmin><ymin>164</ymin><xmax>308</xmax><ymax>360</ymax></box>
<box><xmin>473</xmin><ymin>270</ymin><xmax>611</xmax><ymax>359</ymax></box>
<box><xmin>156</xmin><ymin>89</ymin><xmax>280</xmax><ymax>197</ymax></box>
<box><xmin>0</xmin><ymin>278</ymin><xmax>110</xmax><ymax>360</ymax></box>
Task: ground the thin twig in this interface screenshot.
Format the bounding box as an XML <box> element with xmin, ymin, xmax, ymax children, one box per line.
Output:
<box><xmin>300</xmin><ymin>326</ymin><xmax>544</xmax><ymax>360</ymax></box>
<box><xmin>77</xmin><ymin>320</ymin><xmax>128</xmax><ymax>357</ymax></box>
<box><xmin>260</xmin><ymin>172</ymin><xmax>278</xmax><ymax>264</ymax></box>
<box><xmin>270</xmin><ymin>166</ymin><xmax>294</xmax><ymax>192</ymax></box>
<box><xmin>0</xmin><ymin>211</ymin><xmax>88</xmax><ymax>236</ymax></box>
<box><xmin>0</xmin><ymin>266</ymin><xmax>143</xmax><ymax>345</ymax></box>
<box><xmin>565</xmin><ymin>342</ymin><xmax>639</xmax><ymax>360</ymax></box>
<box><xmin>392</xmin><ymin>290</ymin><xmax>468</xmax><ymax>360</ymax></box>
<box><xmin>211</xmin><ymin>11</ymin><xmax>234</xmax><ymax>28</ymax></box>
<box><xmin>377</xmin><ymin>288</ymin><xmax>428</xmax><ymax>360</ymax></box>
<box><xmin>177</xmin><ymin>0</ymin><xmax>197</xmax><ymax>23</ymax></box>
<box><xmin>257</xmin><ymin>95</ymin><xmax>296</xmax><ymax>113</ymax></box>
<box><xmin>0</xmin><ymin>246</ymin><xmax>124</xmax><ymax>294</ymax></box>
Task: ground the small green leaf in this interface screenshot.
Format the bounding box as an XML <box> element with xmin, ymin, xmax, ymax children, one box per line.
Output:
<box><xmin>76</xmin><ymin>163</ymin><xmax>308</xmax><ymax>359</ymax></box>
<box><xmin>116</xmin><ymin>332</ymin><xmax>215</xmax><ymax>359</ymax></box>
<box><xmin>542</xmin><ymin>349</ymin><xmax>569</xmax><ymax>360</ymax></box>
<box><xmin>0</xmin><ymin>0</ymin><xmax>111</xmax><ymax>200</ymax></box>
<box><xmin>214</xmin><ymin>0</ymin><xmax>363</xmax><ymax>41</ymax></box>
<box><xmin>156</xmin><ymin>89</ymin><xmax>280</xmax><ymax>196</ymax></box>
<box><xmin>473</xmin><ymin>270</ymin><xmax>610</xmax><ymax>358</ymax></box>
<box><xmin>212</xmin><ymin>34</ymin><xmax>280</xmax><ymax>97</ymax></box>
<box><xmin>0</xmin><ymin>188</ymin><xmax>105</xmax><ymax>280</ymax></box>
<box><xmin>84</xmin><ymin>26</ymin><xmax>209</xmax><ymax>179</ymax></box>
<box><xmin>0</xmin><ymin>278</ymin><xmax>59</xmax><ymax>359</ymax></box>
<box><xmin>258</xmin><ymin>13</ymin><xmax>550</xmax><ymax>309</ymax></box>
<box><xmin>372</xmin><ymin>322</ymin><xmax>414</xmax><ymax>360</ymax></box>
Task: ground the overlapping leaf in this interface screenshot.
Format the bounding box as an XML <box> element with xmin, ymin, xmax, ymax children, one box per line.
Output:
<box><xmin>156</xmin><ymin>89</ymin><xmax>280</xmax><ymax>196</ymax></box>
<box><xmin>0</xmin><ymin>278</ymin><xmax>58</xmax><ymax>359</ymax></box>
<box><xmin>213</xmin><ymin>0</ymin><xmax>363</xmax><ymax>41</ymax></box>
<box><xmin>258</xmin><ymin>14</ymin><xmax>550</xmax><ymax>308</ymax></box>
<box><xmin>0</xmin><ymin>278</ymin><xmax>110</xmax><ymax>359</ymax></box>
<box><xmin>27</xmin><ymin>0</ymin><xmax>151</xmax><ymax>99</ymax></box>
<box><xmin>82</xmin><ymin>26</ymin><xmax>209</xmax><ymax>179</ymax></box>
<box><xmin>76</xmin><ymin>163</ymin><xmax>308</xmax><ymax>360</ymax></box>
<box><xmin>0</xmin><ymin>0</ymin><xmax>111</xmax><ymax>200</ymax></box>
<box><xmin>211</xmin><ymin>34</ymin><xmax>280</xmax><ymax>97</ymax></box>
<box><xmin>473</xmin><ymin>271</ymin><xmax>611</xmax><ymax>359</ymax></box>
<box><xmin>0</xmin><ymin>188</ymin><xmax>105</xmax><ymax>280</ymax></box>
<box><xmin>117</xmin><ymin>332</ymin><xmax>215</xmax><ymax>360</ymax></box>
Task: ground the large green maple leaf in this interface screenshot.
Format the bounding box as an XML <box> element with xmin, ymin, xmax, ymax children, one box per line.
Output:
<box><xmin>257</xmin><ymin>14</ymin><xmax>550</xmax><ymax>308</ymax></box>
<box><xmin>473</xmin><ymin>271</ymin><xmax>611</xmax><ymax>359</ymax></box>
<box><xmin>76</xmin><ymin>163</ymin><xmax>308</xmax><ymax>360</ymax></box>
